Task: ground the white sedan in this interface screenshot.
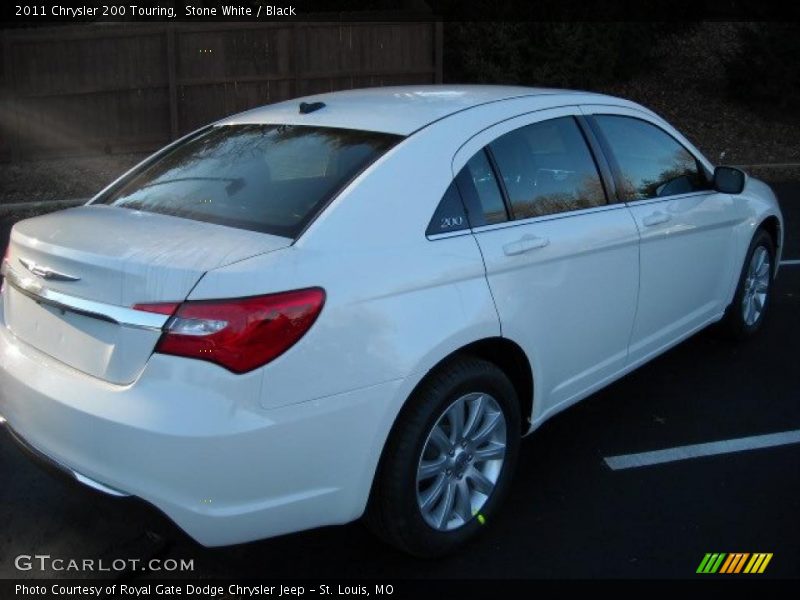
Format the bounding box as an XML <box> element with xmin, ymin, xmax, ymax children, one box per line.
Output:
<box><xmin>0</xmin><ymin>86</ymin><xmax>784</xmax><ymax>556</ymax></box>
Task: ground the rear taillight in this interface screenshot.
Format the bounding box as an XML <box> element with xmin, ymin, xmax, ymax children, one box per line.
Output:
<box><xmin>134</xmin><ymin>288</ymin><xmax>325</xmax><ymax>374</ymax></box>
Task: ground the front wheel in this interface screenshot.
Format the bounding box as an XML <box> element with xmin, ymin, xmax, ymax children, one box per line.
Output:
<box><xmin>719</xmin><ymin>229</ymin><xmax>775</xmax><ymax>340</ymax></box>
<box><xmin>366</xmin><ymin>356</ymin><xmax>521</xmax><ymax>557</ymax></box>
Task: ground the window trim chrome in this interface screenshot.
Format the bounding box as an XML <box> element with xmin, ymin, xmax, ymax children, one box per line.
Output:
<box><xmin>620</xmin><ymin>190</ymin><xmax>716</xmax><ymax>208</ymax></box>
<box><xmin>469</xmin><ymin>203</ymin><xmax>624</xmax><ymax>234</ymax></box>
<box><xmin>426</xmin><ymin>229</ymin><xmax>474</xmax><ymax>241</ymax></box>
<box><xmin>1</xmin><ymin>261</ymin><xmax>169</xmax><ymax>332</ymax></box>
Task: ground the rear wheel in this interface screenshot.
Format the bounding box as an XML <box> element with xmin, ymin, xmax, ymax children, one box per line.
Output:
<box><xmin>366</xmin><ymin>356</ymin><xmax>521</xmax><ymax>557</ymax></box>
<box><xmin>719</xmin><ymin>229</ymin><xmax>775</xmax><ymax>340</ymax></box>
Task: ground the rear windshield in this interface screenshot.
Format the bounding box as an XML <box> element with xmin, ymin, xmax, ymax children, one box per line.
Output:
<box><xmin>98</xmin><ymin>124</ymin><xmax>402</xmax><ymax>238</ymax></box>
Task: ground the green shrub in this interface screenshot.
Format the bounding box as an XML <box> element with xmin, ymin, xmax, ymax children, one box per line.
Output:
<box><xmin>443</xmin><ymin>23</ymin><xmax>673</xmax><ymax>89</ymax></box>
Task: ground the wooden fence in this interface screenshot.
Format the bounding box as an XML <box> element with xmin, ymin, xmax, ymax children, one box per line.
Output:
<box><xmin>0</xmin><ymin>20</ymin><xmax>442</xmax><ymax>160</ymax></box>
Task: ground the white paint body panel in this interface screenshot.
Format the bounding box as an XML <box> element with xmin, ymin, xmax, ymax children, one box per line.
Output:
<box><xmin>0</xmin><ymin>86</ymin><xmax>784</xmax><ymax>546</ymax></box>
<box><xmin>471</xmin><ymin>208</ymin><xmax>640</xmax><ymax>418</ymax></box>
<box><xmin>624</xmin><ymin>191</ymin><xmax>744</xmax><ymax>360</ymax></box>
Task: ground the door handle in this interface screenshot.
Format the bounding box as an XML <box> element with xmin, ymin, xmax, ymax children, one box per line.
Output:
<box><xmin>503</xmin><ymin>235</ymin><xmax>550</xmax><ymax>256</ymax></box>
<box><xmin>642</xmin><ymin>211</ymin><xmax>671</xmax><ymax>227</ymax></box>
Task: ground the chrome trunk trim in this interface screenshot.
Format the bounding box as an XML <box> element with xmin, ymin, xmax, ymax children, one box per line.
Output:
<box><xmin>1</xmin><ymin>261</ymin><xmax>169</xmax><ymax>332</ymax></box>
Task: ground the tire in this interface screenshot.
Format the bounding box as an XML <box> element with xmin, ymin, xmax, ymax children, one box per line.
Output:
<box><xmin>366</xmin><ymin>356</ymin><xmax>521</xmax><ymax>557</ymax></box>
<box><xmin>719</xmin><ymin>229</ymin><xmax>775</xmax><ymax>340</ymax></box>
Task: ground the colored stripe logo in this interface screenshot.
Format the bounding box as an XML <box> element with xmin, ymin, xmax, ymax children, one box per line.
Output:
<box><xmin>697</xmin><ymin>552</ymin><xmax>773</xmax><ymax>574</ymax></box>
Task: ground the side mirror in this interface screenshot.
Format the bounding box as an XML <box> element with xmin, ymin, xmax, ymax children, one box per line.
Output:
<box><xmin>713</xmin><ymin>166</ymin><xmax>746</xmax><ymax>194</ymax></box>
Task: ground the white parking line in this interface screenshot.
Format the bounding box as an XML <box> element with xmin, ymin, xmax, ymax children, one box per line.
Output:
<box><xmin>604</xmin><ymin>430</ymin><xmax>800</xmax><ymax>471</ymax></box>
<box><xmin>781</xmin><ymin>259</ymin><xmax>800</xmax><ymax>266</ymax></box>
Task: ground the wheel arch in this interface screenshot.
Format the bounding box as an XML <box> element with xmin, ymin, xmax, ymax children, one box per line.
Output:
<box><xmin>758</xmin><ymin>215</ymin><xmax>782</xmax><ymax>267</ymax></box>
<box><xmin>384</xmin><ymin>336</ymin><xmax>535</xmax><ymax>447</ymax></box>
<box><xmin>456</xmin><ymin>337</ymin><xmax>534</xmax><ymax>432</ymax></box>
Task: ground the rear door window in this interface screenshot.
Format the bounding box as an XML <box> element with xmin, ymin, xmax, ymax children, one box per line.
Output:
<box><xmin>460</xmin><ymin>151</ymin><xmax>509</xmax><ymax>226</ymax></box>
<box><xmin>488</xmin><ymin>117</ymin><xmax>607</xmax><ymax>219</ymax></box>
<box><xmin>99</xmin><ymin>125</ymin><xmax>402</xmax><ymax>238</ymax></box>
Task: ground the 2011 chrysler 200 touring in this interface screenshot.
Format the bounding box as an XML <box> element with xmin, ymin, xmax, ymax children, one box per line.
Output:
<box><xmin>0</xmin><ymin>86</ymin><xmax>784</xmax><ymax>556</ymax></box>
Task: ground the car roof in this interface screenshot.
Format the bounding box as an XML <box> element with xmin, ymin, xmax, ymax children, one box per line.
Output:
<box><xmin>217</xmin><ymin>85</ymin><xmax>626</xmax><ymax>136</ymax></box>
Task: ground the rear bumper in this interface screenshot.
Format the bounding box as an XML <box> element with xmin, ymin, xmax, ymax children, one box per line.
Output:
<box><xmin>0</xmin><ymin>314</ymin><xmax>402</xmax><ymax>546</ymax></box>
<box><xmin>2</xmin><ymin>418</ymin><xmax>130</xmax><ymax>497</ymax></box>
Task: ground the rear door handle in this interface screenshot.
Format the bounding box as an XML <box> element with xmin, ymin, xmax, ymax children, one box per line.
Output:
<box><xmin>642</xmin><ymin>211</ymin><xmax>671</xmax><ymax>227</ymax></box>
<box><xmin>503</xmin><ymin>235</ymin><xmax>550</xmax><ymax>256</ymax></box>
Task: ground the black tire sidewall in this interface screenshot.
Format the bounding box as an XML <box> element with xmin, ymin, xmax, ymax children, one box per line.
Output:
<box><xmin>382</xmin><ymin>358</ymin><xmax>521</xmax><ymax>556</ymax></box>
<box><xmin>729</xmin><ymin>230</ymin><xmax>775</xmax><ymax>337</ymax></box>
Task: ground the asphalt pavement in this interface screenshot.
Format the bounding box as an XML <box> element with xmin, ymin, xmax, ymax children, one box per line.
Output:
<box><xmin>0</xmin><ymin>183</ymin><xmax>798</xmax><ymax>580</ymax></box>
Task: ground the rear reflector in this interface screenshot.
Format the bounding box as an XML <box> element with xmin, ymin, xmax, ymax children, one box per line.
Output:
<box><xmin>137</xmin><ymin>288</ymin><xmax>325</xmax><ymax>374</ymax></box>
<box><xmin>133</xmin><ymin>303</ymin><xmax>180</xmax><ymax>316</ymax></box>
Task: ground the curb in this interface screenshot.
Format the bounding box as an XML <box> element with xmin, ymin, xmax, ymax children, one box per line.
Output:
<box><xmin>0</xmin><ymin>198</ymin><xmax>88</xmax><ymax>220</ymax></box>
<box><xmin>734</xmin><ymin>163</ymin><xmax>800</xmax><ymax>169</ymax></box>
<box><xmin>1</xmin><ymin>198</ymin><xmax>88</xmax><ymax>211</ymax></box>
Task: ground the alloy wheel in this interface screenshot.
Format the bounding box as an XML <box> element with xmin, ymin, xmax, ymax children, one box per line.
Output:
<box><xmin>741</xmin><ymin>245</ymin><xmax>770</xmax><ymax>326</ymax></box>
<box><xmin>416</xmin><ymin>392</ymin><xmax>507</xmax><ymax>531</ymax></box>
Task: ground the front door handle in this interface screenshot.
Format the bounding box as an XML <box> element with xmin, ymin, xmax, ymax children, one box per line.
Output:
<box><xmin>642</xmin><ymin>211</ymin><xmax>671</xmax><ymax>227</ymax></box>
<box><xmin>503</xmin><ymin>235</ymin><xmax>550</xmax><ymax>256</ymax></box>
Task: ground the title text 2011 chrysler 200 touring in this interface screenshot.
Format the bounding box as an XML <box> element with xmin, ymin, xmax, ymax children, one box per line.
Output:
<box><xmin>0</xmin><ymin>86</ymin><xmax>784</xmax><ymax>556</ymax></box>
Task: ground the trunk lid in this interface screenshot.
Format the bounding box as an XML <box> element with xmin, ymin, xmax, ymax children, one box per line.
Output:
<box><xmin>2</xmin><ymin>205</ymin><xmax>291</xmax><ymax>383</ymax></box>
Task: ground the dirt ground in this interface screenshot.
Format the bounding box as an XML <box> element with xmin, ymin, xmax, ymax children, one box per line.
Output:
<box><xmin>0</xmin><ymin>153</ymin><xmax>148</xmax><ymax>205</ymax></box>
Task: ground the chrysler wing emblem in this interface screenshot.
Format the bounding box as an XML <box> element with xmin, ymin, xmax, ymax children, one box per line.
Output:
<box><xmin>18</xmin><ymin>257</ymin><xmax>81</xmax><ymax>282</ymax></box>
